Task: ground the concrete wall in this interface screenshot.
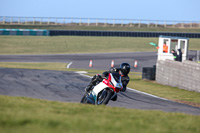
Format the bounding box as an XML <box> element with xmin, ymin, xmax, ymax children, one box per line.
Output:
<box><xmin>156</xmin><ymin>60</ymin><xmax>200</xmax><ymax>92</ymax></box>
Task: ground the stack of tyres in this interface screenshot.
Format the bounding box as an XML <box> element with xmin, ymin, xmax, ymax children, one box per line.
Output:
<box><xmin>152</xmin><ymin>65</ymin><xmax>156</xmax><ymax>80</ymax></box>
<box><xmin>142</xmin><ymin>67</ymin><xmax>156</xmax><ymax>80</ymax></box>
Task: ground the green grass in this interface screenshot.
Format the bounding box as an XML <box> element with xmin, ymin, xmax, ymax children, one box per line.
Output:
<box><xmin>0</xmin><ymin>62</ymin><xmax>200</xmax><ymax>106</ymax></box>
<box><xmin>0</xmin><ymin>36</ymin><xmax>199</xmax><ymax>55</ymax></box>
<box><xmin>0</xmin><ymin>95</ymin><xmax>200</xmax><ymax>133</ymax></box>
<box><xmin>128</xmin><ymin>74</ymin><xmax>200</xmax><ymax>106</ymax></box>
<box><xmin>0</xmin><ymin>62</ymin><xmax>68</xmax><ymax>71</ymax></box>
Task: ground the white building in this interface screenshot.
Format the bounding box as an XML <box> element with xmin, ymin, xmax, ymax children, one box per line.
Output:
<box><xmin>157</xmin><ymin>35</ymin><xmax>189</xmax><ymax>61</ymax></box>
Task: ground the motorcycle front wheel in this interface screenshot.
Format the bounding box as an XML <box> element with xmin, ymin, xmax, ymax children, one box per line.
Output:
<box><xmin>80</xmin><ymin>92</ymin><xmax>89</xmax><ymax>104</ymax></box>
<box><xmin>97</xmin><ymin>89</ymin><xmax>112</xmax><ymax>105</ymax></box>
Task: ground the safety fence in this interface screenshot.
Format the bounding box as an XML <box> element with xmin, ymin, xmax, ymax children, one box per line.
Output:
<box><xmin>1</xmin><ymin>16</ymin><xmax>200</xmax><ymax>28</ymax></box>
<box><xmin>49</xmin><ymin>30</ymin><xmax>200</xmax><ymax>38</ymax></box>
<box><xmin>1</xmin><ymin>29</ymin><xmax>200</xmax><ymax>38</ymax></box>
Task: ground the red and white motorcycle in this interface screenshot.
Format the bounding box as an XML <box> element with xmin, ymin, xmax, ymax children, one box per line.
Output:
<box><xmin>80</xmin><ymin>72</ymin><xmax>123</xmax><ymax>105</ymax></box>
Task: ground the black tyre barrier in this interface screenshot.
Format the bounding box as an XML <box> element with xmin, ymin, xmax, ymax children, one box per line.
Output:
<box><xmin>142</xmin><ymin>66</ymin><xmax>156</xmax><ymax>80</ymax></box>
<box><xmin>49</xmin><ymin>30</ymin><xmax>200</xmax><ymax>38</ymax></box>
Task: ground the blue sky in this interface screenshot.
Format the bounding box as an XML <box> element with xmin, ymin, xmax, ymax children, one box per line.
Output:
<box><xmin>0</xmin><ymin>0</ymin><xmax>199</xmax><ymax>21</ymax></box>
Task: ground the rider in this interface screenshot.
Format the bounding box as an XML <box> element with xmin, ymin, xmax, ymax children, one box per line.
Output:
<box><xmin>85</xmin><ymin>63</ymin><xmax>130</xmax><ymax>95</ymax></box>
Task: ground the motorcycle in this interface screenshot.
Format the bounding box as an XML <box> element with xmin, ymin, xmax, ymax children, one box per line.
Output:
<box><xmin>80</xmin><ymin>72</ymin><xmax>123</xmax><ymax>105</ymax></box>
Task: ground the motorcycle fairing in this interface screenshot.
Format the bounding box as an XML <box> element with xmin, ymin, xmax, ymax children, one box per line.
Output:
<box><xmin>92</xmin><ymin>82</ymin><xmax>108</xmax><ymax>103</ymax></box>
<box><xmin>103</xmin><ymin>73</ymin><xmax>123</xmax><ymax>92</ymax></box>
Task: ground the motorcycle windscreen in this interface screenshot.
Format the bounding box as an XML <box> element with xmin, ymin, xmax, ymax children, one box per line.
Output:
<box><xmin>110</xmin><ymin>73</ymin><xmax>123</xmax><ymax>89</ymax></box>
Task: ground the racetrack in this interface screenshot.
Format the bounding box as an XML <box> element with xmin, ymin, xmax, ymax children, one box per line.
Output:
<box><xmin>1</xmin><ymin>68</ymin><xmax>200</xmax><ymax>115</ymax></box>
<box><xmin>0</xmin><ymin>52</ymin><xmax>157</xmax><ymax>72</ymax></box>
<box><xmin>0</xmin><ymin>51</ymin><xmax>196</xmax><ymax>72</ymax></box>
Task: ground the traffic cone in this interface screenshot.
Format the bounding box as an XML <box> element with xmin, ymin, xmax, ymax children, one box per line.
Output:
<box><xmin>89</xmin><ymin>60</ymin><xmax>93</xmax><ymax>67</ymax></box>
<box><xmin>134</xmin><ymin>60</ymin><xmax>138</xmax><ymax>68</ymax></box>
<box><xmin>111</xmin><ymin>60</ymin><xmax>114</xmax><ymax>67</ymax></box>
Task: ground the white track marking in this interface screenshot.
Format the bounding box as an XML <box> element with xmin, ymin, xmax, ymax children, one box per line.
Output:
<box><xmin>76</xmin><ymin>71</ymin><xmax>168</xmax><ymax>101</ymax></box>
<box><xmin>127</xmin><ymin>87</ymin><xmax>167</xmax><ymax>101</ymax></box>
<box><xmin>66</xmin><ymin>62</ymin><xmax>73</xmax><ymax>69</ymax></box>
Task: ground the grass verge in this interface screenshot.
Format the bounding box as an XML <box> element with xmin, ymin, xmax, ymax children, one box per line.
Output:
<box><xmin>0</xmin><ymin>36</ymin><xmax>199</xmax><ymax>55</ymax></box>
<box><xmin>0</xmin><ymin>62</ymin><xmax>200</xmax><ymax>106</ymax></box>
<box><xmin>0</xmin><ymin>95</ymin><xmax>200</xmax><ymax>133</ymax></box>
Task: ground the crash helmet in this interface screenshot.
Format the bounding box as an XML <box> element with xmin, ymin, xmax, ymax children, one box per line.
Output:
<box><xmin>120</xmin><ymin>63</ymin><xmax>130</xmax><ymax>75</ymax></box>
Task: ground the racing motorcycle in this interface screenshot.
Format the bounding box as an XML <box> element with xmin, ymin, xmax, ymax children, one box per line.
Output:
<box><xmin>80</xmin><ymin>72</ymin><xmax>123</xmax><ymax>105</ymax></box>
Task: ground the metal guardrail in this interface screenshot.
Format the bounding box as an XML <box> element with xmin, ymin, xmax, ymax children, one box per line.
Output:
<box><xmin>0</xmin><ymin>16</ymin><xmax>200</xmax><ymax>28</ymax></box>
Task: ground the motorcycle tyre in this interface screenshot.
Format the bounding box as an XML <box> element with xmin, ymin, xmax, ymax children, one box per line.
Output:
<box><xmin>80</xmin><ymin>92</ymin><xmax>89</xmax><ymax>104</ymax></box>
<box><xmin>97</xmin><ymin>89</ymin><xmax>112</xmax><ymax>105</ymax></box>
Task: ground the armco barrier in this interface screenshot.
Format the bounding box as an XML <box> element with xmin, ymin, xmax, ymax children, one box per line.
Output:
<box><xmin>49</xmin><ymin>30</ymin><xmax>200</xmax><ymax>38</ymax></box>
<box><xmin>0</xmin><ymin>29</ymin><xmax>49</xmax><ymax>36</ymax></box>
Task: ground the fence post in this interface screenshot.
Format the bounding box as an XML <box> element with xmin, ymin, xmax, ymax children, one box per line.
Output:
<box><xmin>71</xmin><ymin>18</ymin><xmax>73</xmax><ymax>23</ymax></box>
<box><xmin>113</xmin><ymin>19</ymin><xmax>115</xmax><ymax>27</ymax></box>
<box><xmin>33</xmin><ymin>17</ymin><xmax>35</xmax><ymax>25</ymax></box>
<box><xmin>48</xmin><ymin>18</ymin><xmax>50</xmax><ymax>25</ymax></box>
<box><xmin>104</xmin><ymin>19</ymin><xmax>107</xmax><ymax>26</ymax></box>
<box><xmin>182</xmin><ymin>22</ymin><xmax>184</xmax><ymax>28</ymax></box>
<box><xmin>40</xmin><ymin>17</ymin><xmax>42</xmax><ymax>25</ymax></box>
<box><xmin>79</xmin><ymin>18</ymin><xmax>82</xmax><ymax>26</ymax></box>
<box><xmin>26</xmin><ymin>18</ymin><xmax>28</xmax><ymax>25</ymax></box>
<box><xmin>55</xmin><ymin>17</ymin><xmax>57</xmax><ymax>25</ymax></box>
<box><xmin>199</xmin><ymin>21</ymin><xmax>200</xmax><ymax>29</ymax></box>
<box><xmin>138</xmin><ymin>20</ymin><xmax>141</xmax><ymax>28</ymax></box>
<box><xmin>63</xmin><ymin>18</ymin><xmax>65</xmax><ymax>25</ymax></box>
<box><xmin>18</xmin><ymin>17</ymin><xmax>20</xmax><ymax>25</ymax></box>
<box><xmin>3</xmin><ymin>16</ymin><xmax>5</xmax><ymax>24</ymax></box>
<box><xmin>164</xmin><ymin>21</ymin><xmax>167</xmax><ymax>28</ymax></box>
<box><xmin>121</xmin><ymin>19</ymin><xmax>123</xmax><ymax>27</ymax></box>
<box><xmin>96</xmin><ymin>19</ymin><xmax>98</xmax><ymax>26</ymax></box>
<box><xmin>197</xmin><ymin>50</ymin><xmax>200</xmax><ymax>62</ymax></box>
<box><xmin>88</xmin><ymin>18</ymin><xmax>90</xmax><ymax>26</ymax></box>
<box><xmin>155</xmin><ymin>21</ymin><xmax>158</xmax><ymax>28</ymax></box>
<box><xmin>10</xmin><ymin>17</ymin><xmax>13</xmax><ymax>24</ymax></box>
<box><xmin>130</xmin><ymin>20</ymin><xmax>132</xmax><ymax>27</ymax></box>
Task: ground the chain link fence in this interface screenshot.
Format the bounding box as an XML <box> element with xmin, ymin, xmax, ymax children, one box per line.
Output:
<box><xmin>1</xmin><ymin>16</ymin><xmax>200</xmax><ymax>28</ymax></box>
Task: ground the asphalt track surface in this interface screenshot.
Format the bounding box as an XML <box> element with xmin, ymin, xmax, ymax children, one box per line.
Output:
<box><xmin>0</xmin><ymin>52</ymin><xmax>158</xmax><ymax>72</ymax></box>
<box><xmin>0</xmin><ymin>51</ymin><xmax>196</xmax><ymax>72</ymax></box>
<box><xmin>0</xmin><ymin>68</ymin><xmax>200</xmax><ymax>115</ymax></box>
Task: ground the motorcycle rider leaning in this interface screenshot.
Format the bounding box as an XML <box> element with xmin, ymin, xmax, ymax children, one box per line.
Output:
<box><xmin>85</xmin><ymin>63</ymin><xmax>130</xmax><ymax>100</ymax></box>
